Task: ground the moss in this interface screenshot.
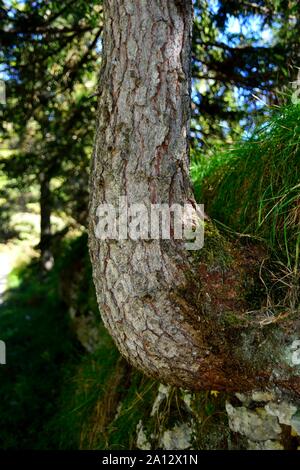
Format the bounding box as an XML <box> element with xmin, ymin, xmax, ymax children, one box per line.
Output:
<box><xmin>221</xmin><ymin>311</ymin><xmax>248</xmax><ymax>327</ymax></box>
<box><xmin>192</xmin><ymin>104</ymin><xmax>300</xmax><ymax>309</ymax></box>
<box><xmin>194</xmin><ymin>220</ymin><xmax>234</xmax><ymax>271</ymax></box>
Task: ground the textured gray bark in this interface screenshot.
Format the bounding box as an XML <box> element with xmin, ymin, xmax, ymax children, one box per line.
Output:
<box><xmin>89</xmin><ymin>0</ymin><xmax>300</xmax><ymax>397</ymax></box>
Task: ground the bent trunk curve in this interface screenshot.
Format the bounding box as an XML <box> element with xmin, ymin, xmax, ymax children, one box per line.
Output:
<box><xmin>89</xmin><ymin>0</ymin><xmax>300</xmax><ymax>397</ymax></box>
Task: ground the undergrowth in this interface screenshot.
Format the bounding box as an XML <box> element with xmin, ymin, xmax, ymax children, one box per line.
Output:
<box><xmin>192</xmin><ymin>103</ymin><xmax>300</xmax><ymax>311</ymax></box>
<box><xmin>3</xmin><ymin>104</ymin><xmax>296</xmax><ymax>449</ymax></box>
<box><xmin>0</xmin><ymin>257</ymin><xmax>80</xmax><ymax>449</ymax></box>
<box><xmin>0</xmin><ymin>234</ymin><xmax>230</xmax><ymax>449</ymax></box>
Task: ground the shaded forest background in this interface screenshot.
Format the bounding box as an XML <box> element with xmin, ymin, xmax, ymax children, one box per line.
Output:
<box><xmin>0</xmin><ymin>0</ymin><xmax>299</xmax><ymax>449</ymax></box>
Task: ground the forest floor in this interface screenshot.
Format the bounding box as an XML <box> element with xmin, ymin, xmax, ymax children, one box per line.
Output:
<box><xmin>0</xmin><ymin>242</ymin><xmax>34</xmax><ymax>302</ymax></box>
<box><xmin>0</xmin><ymin>212</ymin><xmax>40</xmax><ymax>301</ymax></box>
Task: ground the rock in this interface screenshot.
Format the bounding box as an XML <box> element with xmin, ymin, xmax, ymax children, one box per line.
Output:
<box><xmin>252</xmin><ymin>391</ymin><xmax>275</xmax><ymax>402</ymax></box>
<box><xmin>247</xmin><ymin>439</ymin><xmax>284</xmax><ymax>450</ymax></box>
<box><xmin>285</xmin><ymin>339</ymin><xmax>300</xmax><ymax>367</ymax></box>
<box><xmin>136</xmin><ymin>420</ymin><xmax>151</xmax><ymax>450</ymax></box>
<box><xmin>151</xmin><ymin>384</ymin><xmax>170</xmax><ymax>417</ymax></box>
<box><xmin>159</xmin><ymin>423</ymin><xmax>193</xmax><ymax>450</ymax></box>
<box><xmin>265</xmin><ymin>401</ymin><xmax>297</xmax><ymax>426</ymax></box>
<box><xmin>182</xmin><ymin>391</ymin><xmax>193</xmax><ymax>412</ymax></box>
<box><xmin>226</xmin><ymin>403</ymin><xmax>281</xmax><ymax>441</ymax></box>
<box><xmin>236</xmin><ymin>391</ymin><xmax>275</xmax><ymax>405</ymax></box>
<box><xmin>291</xmin><ymin>412</ymin><xmax>300</xmax><ymax>436</ymax></box>
<box><xmin>235</xmin><ymin>393</ymin><xmax>249</xmax><ymax>404</ymax></box>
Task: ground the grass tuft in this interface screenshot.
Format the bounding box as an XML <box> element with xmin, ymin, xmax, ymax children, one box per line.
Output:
<box><xmin>192</xmin><ymin>103</ymin><xmax>300</xmax><ymax>308</ymax></box>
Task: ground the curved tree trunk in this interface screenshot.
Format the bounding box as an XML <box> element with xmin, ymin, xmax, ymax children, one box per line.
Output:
<box><xmin>89</xmin><ymin>0</ymin><xmax>300</xmax><ymax>399</ymax></box>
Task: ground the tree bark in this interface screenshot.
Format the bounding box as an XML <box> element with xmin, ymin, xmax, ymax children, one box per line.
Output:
<box><xmin>89</xmin><ymin>0</ymin><xmax>300</xmax><ymax>398</ymax></box>
<box><xmin>40</xmin><ymin>172</ymin><xmax>54</xmax><ymax>271</ymax></box>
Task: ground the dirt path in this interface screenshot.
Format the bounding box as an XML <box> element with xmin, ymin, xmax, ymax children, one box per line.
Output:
<box><xmin>0</xmin><ymin>242</ymin><xmax>38</xmax><ymax>304</ymax></box>
<box><xmin>0</xmin><ymin>250</ymin><xmax>14</xmax><ymax>304</ymax></box>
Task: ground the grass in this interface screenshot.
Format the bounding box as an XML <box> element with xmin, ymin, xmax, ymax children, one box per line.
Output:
<box><xmin>3</xmin><ymin>103</ymin><xmax>298</xmax><ymax>448</ymax></box>
<box><xmin>48</xmin><ymin>326</ymin><xmax>122</xmax><ymax>449</ymax></box>
<box><xmin>0</xmin><ymin>236</ymin><xmax>159</xmax><ymax>450</ymax></box>
<box><xmin>191</xmin><ymin>103</ymin><xmax>300</xmax><ymax>309</ymax></box>
<box><xmin>0</xmin><ymin>234</ymin><xmax>100</xmax><ymax>449</ymax></box>
<box><xmin>105</xmin><ymin>373</ymin><xmax>158</xmax><ymax>450</ymax></box>
<box><xmin>0</xmin><ymin>234</ymin><xmax>232</xmax><ymax>450</ymax></box>
<box><xmin>0</xmin><ymin>234</ymin><xmax>158</xmax><ymax>450</ymax></box>
<box><xmin>0</xmin><ymin>259</ymin><xmax>80</xmax><ymax>449</ymax></box>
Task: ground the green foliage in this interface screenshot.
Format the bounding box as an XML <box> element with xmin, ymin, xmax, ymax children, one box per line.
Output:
<box><xmin>48</xmin><ymin>326</ymin><xmax>121</xmax><ymax>450</ymax></box>
<box><xmin>194</xmin><ymin>106</ymin><xmax>300</xmax><ymax>349</ymax></box>
<box><xmin>0</xmin><ymin>235</ymin><xmax>231</xmax><ymax>450</ymax></box>
<box><xmin>192</xmin><ymin>391</ymin><xmax>229</xmax><ymax>450</ymax></box>
<box><xmin>192</xmin><ymin>0</ymin><xmax>300</xmax><ymax>150</ymax></box>
<box><xmin>192</xmin><ymin>103</ymin><xmax>300</xmax><ymax>270</ymax></box>
<box><xmin>2</xmin><ymin>0</ymin><xmax>300</xmax><ymax>247</ymax></box>
<box><xmin>105</xmin><ymin>374</ymin><xmax>158</xmax><ymax>450</ymax></box>
<box><xmin>0</xmin><ymin>260</ymin><xmax>80</xmax><ymax>449</ymax></box>
<box><xmin>0</xmin><ymin>1</ymin><xmax>102</xmax><ymax>241</ymax></box>
<box><xmin>1</xmin><ymin>0</ymin><xmax>300</xmax><ymax>452</ymax></box>
<box><xmin>0</xmin><ymin>235</ymin><xmax>157</xmax><ymax>450</ymax></box>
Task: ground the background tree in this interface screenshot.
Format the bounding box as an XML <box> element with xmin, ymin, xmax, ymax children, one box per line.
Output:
<box><xmin>0</xmin><ymin>0</ymin><xmax>102</xmax><ymax>266</ymax></box>
<box><xmin>1</xmin><ymin>0</ymin><xmax>299</xmax><ymax>259</ymax></box>
<box><xmin>192</xmin><ymin>0</ymin><xmax>300</xmax><ymax>150</ymax></box>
